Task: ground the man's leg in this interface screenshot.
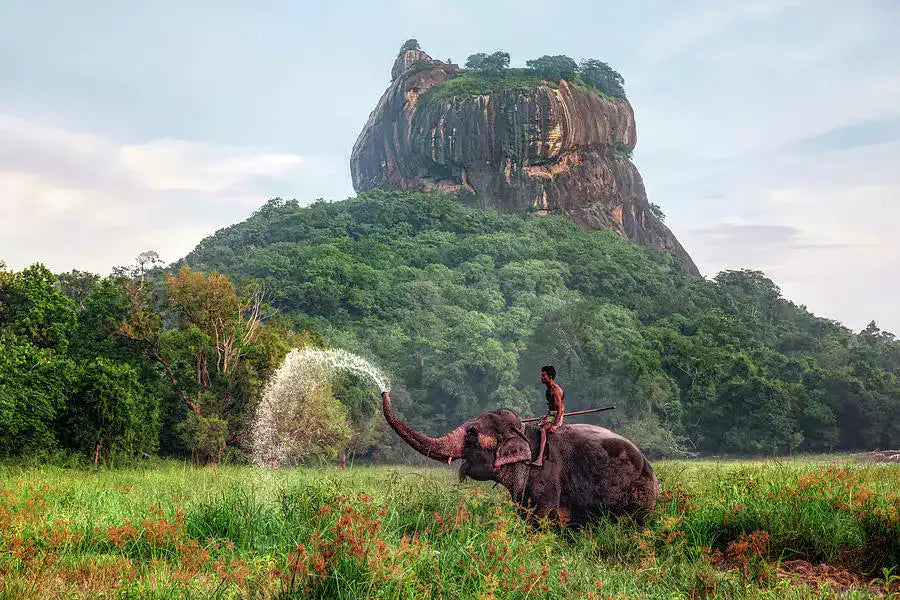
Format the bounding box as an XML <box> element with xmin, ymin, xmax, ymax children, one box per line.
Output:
<box><xmin>533</xmin><ymin>426</ymin><xmax>547</xmax><ymax>467</ymax></box>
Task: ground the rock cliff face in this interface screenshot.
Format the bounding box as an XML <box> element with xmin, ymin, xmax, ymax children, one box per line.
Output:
<box><xmin>351</xmin><ymin>49</ymin><xmax>698</xmax><ymax>274</ymax></box>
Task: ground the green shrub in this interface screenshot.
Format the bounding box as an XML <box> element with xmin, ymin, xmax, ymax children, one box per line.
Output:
<box><xmin>421</xmin><ymin>69</ymin><xmax>551</xmax><ymax>103</ymax></box>
<box><xmin>613</xmin><ymin>144</ymin><xmax>633</xmax><ymax>160</ymax></box>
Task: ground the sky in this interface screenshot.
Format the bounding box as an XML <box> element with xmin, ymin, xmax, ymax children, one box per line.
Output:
<box><xmin>1</xmin><ymin>0</ymin><xmax>898</xmax><ymax>333</ymax></box>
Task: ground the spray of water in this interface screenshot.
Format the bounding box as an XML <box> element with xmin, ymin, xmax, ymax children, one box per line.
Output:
<box><xmin>250</xmin><ymin>347</ymin><xmax>390</xmax><ymax>467</ymax></box>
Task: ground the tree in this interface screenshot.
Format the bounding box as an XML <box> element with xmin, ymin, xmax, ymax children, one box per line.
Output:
<box><xmin>121</xmin><ymin>266</ymin><xmax>264</xmax><ymax>414</ymax></box>
<box><xmin>398</xmin><ymin>38</ymin><xmax>420</xmax><ymax>54</ymax></box>
<box><xmin>521</xmin><ymin>300</ymin><xmax>681</xmax><ymax>454</ymax></box>
<box><xmin>465</xmin><ymin>51</ymin><xmax>510</xmax><ymax>76</ymax></box>
<box><xmin>854</xmin><ymin>321</ymin><xmax>900</xmax><ymax>375</ymax></box>
<box><xmin>798</xmin><ymin>391</ymin><xmax>839</xmax><ymax>451</ymax></box>
<box><xmin>165</xmin><ymin>266</ymin><xmax>265</xmax><ymax>376</ymax></box>
<box><xmin>714</xmin><ymin>376</ymin><xmax>801</xmax><ymax>454</ymax></box>
<box><xmin>481</xmin><ymin>51</ymin><xmax>511</xmax><ymax>76</ymax></box>
<box><xmin>526</xmin><ymin>55</ymin><xmax>577</xmax><ymax>81</ymax></box>
<box><xmin>176</xmin><ymin>412</ymin><xmax>229</xmax><ymax>466</ymax></box>
<box><xmin>69</xmin><ymin>276</ymin><xmax>142</xmax><ymax>362</ymax></box>
<box><xmin>647</xmin><ymin>202</ymin><xmax>666</xmax><ymax>222</ymax></box>
<box><xmin>0</xmin><ymin>263</ymin><xmax>77</xmax><ymax>458</ymax></box>
<box><xmin>465</xmin><ymin>53</ymin><xmax>487</xmax><ymax>70</ymax></box>
<box><xmin>120</xmin><ymin>264</ymin><xmax>298</xmax><ymax>464</ymax></box>
<box><xmin>715</xmin><ymin>269</ymin><xmax>783</xmax><ymax>332</ymax></box>
<box><xmin>56</xmin><ymin>270</ymin><xmax>100</xmax><ymax>310</ymax></box>
<box><xmin>65</xmin><ymin>358</ymin><xmax>159</xmax><ymax>463</ymax></box>
<box><xmin>579</xmin><ymin>59</ymin><xmax>626</xmax><ymax>99</ymax></box>
<box><xmin>331</xmin><ymin>374</ymin><xmax>392</xmax><ymax>466</ymax></box>
<box><xmin>0</xmin><ymin>339</ymin><xmax>73</xmax><ymax>458</ymax></box>
<box><xmin>113</xmin><ymin>250</ymin><xmax>164</xmax><ymax>284</ymax></box>
<box><xmin>286</xmin><ymin>385</ymin><xmax>352</xmax><ymax>464</ymax></box>
<box><xmin>0</xmin><ymin>263</ymin><xmax>76</xmax><ymax>352</ymax></box>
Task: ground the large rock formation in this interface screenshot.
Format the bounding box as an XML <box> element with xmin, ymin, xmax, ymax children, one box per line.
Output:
<box><xmin>351</xmin><ymin>48</ymin><xmax>698</xmax><ymax>274</ymax></box>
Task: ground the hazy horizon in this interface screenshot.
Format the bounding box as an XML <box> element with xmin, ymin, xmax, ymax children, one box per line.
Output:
<box><xmin>2</xmin><ymin>0</ymin><xmax>898</xmax><ymax>333</ymax></box>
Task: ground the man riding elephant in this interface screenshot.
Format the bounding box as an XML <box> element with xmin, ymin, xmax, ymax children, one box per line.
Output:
<box><xmin>380</xmin><ymin>383</ymin><xmax>658</xmax><ymax>526</ymax></box>
<box><xmin>533</xmin><ymin>365</ymin><xmax>564</xmax><ymax>467</ymax></box>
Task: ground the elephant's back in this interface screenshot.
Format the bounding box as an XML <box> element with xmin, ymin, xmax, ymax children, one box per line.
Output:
<box><xmin>563</xmin><ymin>424</ymin><xmax>644</xmax><ymax>470</ymax></box>
<box><xmin>559</xmin><ymin>423</ymin><xmax>658</xmax><ymax>519</ymax></box>
<box><xmin>565</xmin><ymin>423</ymin><xmax>630</xmax><ymax>444</ymax></box>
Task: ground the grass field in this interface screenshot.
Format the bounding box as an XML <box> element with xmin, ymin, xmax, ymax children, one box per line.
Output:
<box><xmin>0</xmin><ymin>458</ymin><xmax>897</xmax><ymax>599</ymax></box>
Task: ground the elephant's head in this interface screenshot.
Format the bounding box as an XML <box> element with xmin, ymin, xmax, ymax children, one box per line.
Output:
<box><xmin>381</xmin><ymin>392</ymin><xmax>532</xmax><ymax>482</ymax></box>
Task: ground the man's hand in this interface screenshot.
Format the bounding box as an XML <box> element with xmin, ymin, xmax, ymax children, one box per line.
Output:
<box><xmin>548</xmin><ymin>424</ymin><xmax>558</xmax><ymax>434</ymax></box>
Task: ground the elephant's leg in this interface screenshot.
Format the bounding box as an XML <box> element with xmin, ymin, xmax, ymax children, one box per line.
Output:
<box><xmin>529</xmin><ymin>476</ymin><xmax>562</xmax><ymax>525</ymax></box>
<box><xmin>499</xmin><ymin>464</ymin><xmax>539</xmax><ymax>522</ymax></box>
<box><xmin>549</xmin><ymin>506</ymin><xmax>573</xmax><ymax>526</ymax></box>
<box><xmin>502</xmin><ymin>463</ymin><xmax>529</xmax><ymax>504</ymax></box>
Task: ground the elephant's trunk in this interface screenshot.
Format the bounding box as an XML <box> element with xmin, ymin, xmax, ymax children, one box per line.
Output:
<box><xmin>382</xmin><ymin>392</ymin><xmax>465</xmax><ymax>463</ymax></box>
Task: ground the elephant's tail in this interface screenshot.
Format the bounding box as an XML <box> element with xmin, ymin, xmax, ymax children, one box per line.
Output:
<box><xmin>640</xmin><ymin>453</ymin><xmax>655</xmax><ymax>480</ymax></box>
<box><xmin>638</xmin><ymin>452</ymin><xmax>659</xmax><ymax>499</ymax></box>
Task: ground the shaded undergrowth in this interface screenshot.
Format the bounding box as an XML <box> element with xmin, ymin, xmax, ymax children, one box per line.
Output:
<box><xmin>0</xmin><ymin>460</ymin><xmax>896</xmax><ymax>598</ymax></box>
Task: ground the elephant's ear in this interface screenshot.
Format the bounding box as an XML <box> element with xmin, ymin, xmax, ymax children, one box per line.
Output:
<box><xmin>494</xmin><ymin>435</ymin><xmax>531</xmax><ymax>468</ymax></box>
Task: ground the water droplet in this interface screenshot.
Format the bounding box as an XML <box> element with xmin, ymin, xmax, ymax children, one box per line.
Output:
<box><xmin>250</xmin><ymin>348</ymin><xmax>390</xmax><ymax>467</ymax></box>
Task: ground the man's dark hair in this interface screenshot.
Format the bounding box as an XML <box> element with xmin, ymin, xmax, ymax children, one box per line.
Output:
<box><xmin>541</xmin><ymin>365</ymin><xmax>556</xmax><ymax>379</ymax></box>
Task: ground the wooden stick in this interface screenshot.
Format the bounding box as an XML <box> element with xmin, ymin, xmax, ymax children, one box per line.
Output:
<box><xmin>520</xmin><ymin>406</ymin><xmax>615</xmax><ymax>423</ymax></box>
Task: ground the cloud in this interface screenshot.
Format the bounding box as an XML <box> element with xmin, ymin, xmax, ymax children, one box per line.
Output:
<box><xmin>630</xmin><ymin>1</ymin><xmax>900</xmax><ymax>164</ymax></box>
<box><xmin>679</xmin><ymin>181</ymin><xmax>900</xmax><ymax>333</ymax></box>
<box><xmin>398</xmin><ymin>0</ymin><xmax>441</xmax><ymax>11</ymax></box>
<box><xmin>631</xmin><ymin>0</ymin><xmax>900</xmax><ymax>333</ymax></box>
<box><xmin>691</xmin><ymin>223</ymin><xmax>801</xmax><ymax>246</ymax></box>
<box><xmin>633</xmin><ymin>0</ymin><xmax>803</xmax><ymax>72</ymax></box>
<box><xmin>0</xmin><ymin>115</ymin><xmax>337</xmax><ymax>274</ymax></box>
<box><xmin>119</xmin><ymin>139</ymin><xmax>308</xmax><ymax>193</ymax></box>
<box><xmin>791</xmin><ymin>116</ymin><xmax>900</xmax><ymax>153</ymax></box>
<box><xmin>763</xmin><ymin>184</ymin><xmax>900</xmax><ymax>333</ymax></box>
<box><xmin>688</xmin><ymin>223</ymin><xmax>810</xmax><ymax>271</ymax></box>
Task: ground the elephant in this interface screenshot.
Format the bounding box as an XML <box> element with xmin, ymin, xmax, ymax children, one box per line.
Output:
<box><xmin>382</xmin><ymin>391</ymin><xmax>658</xmax><ymax>526</ymax></box>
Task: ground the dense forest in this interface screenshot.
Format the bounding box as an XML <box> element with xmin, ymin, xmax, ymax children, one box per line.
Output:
<box><xmin>2</xmin><ymin>189</ymin><xmax>898</xmax><ymax>464</ymax></box>
<box><xmin>0</xmin><ymin>256</ymin><xmax>318</xmax><ymax>465</ymax></box>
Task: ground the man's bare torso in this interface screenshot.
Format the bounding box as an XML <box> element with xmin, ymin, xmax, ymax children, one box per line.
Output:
<box><xmin>546</xmin><ymin>382</ymin><xmax>564</xmax><ymax>414</ymax></box>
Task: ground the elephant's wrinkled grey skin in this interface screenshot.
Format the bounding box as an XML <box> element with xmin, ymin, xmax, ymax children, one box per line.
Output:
<box><xmin>382</xmin><ymin>392</ymin><xmax>658</xmax><ymax>526</ymax></box>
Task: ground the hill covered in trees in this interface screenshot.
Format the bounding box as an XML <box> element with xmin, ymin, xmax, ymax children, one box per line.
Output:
<box><xmin>181</xmin><ymin>190</ymin><xmax>900</xmax><ymax>457</ymax></box>
<box><xmin>2</xmin><ymin>189</ymin><xmax>897</xmax><ymax>464</ymax></box>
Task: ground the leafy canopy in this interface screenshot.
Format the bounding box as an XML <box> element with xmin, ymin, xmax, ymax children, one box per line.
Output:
<box><xmin>526</xmin><ymin>55</ymin><xmax>578</xmax><ymax>82</ymax></box>
<box><xmin>465</xmin><ymin>51</ymin><xmax>510</xmax><ymax>76</ymax></box>
<box><xmin>579</xmin><ymin>58</ymin><xmax>626</xmax><ymax>99</ymax></box>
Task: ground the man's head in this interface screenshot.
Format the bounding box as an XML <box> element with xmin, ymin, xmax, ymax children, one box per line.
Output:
<box><xmin>540</xmin><ymin>365</ymin><xmax>556</xmax><ymax>384</ymax></box>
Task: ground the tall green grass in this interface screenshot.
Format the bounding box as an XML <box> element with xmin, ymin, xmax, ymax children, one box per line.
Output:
<box><xmin>0</xmin><ymin>459</ymin><xmax>896</xmax><ymax>599</ymax></box>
